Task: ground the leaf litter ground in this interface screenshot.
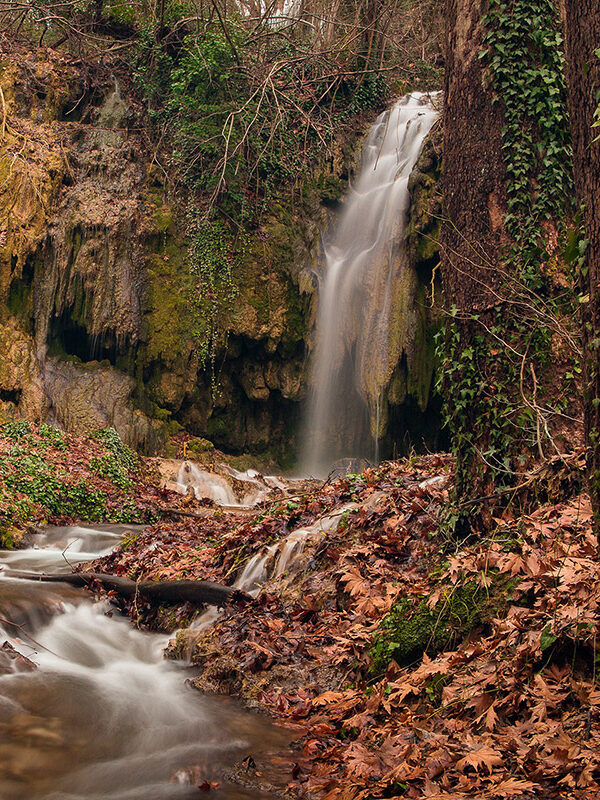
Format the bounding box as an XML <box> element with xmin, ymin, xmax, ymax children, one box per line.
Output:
<box><xmin>82</xmin><ymin>453</ymin><xmax>600</xmax><ymax>798</ymax></box>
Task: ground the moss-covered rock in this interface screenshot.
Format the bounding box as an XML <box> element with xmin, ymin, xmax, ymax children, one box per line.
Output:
<box><xmin>406</xmin><ymin>121</ymin><xmax>443</xmax><ymax>267</ymax></box>
<box><xmin>369</xmin><ymin>573</ymin><xmax>518</xmax><ymax>675</ymax></box>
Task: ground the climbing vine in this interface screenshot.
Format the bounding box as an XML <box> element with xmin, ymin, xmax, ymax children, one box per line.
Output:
<box><xmin>131</xmin><ymin>14</ymin><xmax>391</xmax><ymax>379</ymax></box>
<box><xmin>435</xmin><ymin>302</ymin><xmax>558</xmax><ymax>510</ymax></box>
<box><xmin>481</xmin><ymin>0</ymin><xmax>574</xmax><ymax>287</ymax></box>
<box><xmin>186</xmin><ymin>216</ymin><xmax>241</xmax><ymax>381</ymax></box>
<box><xmin>437</xmin><ymin>0</ymin><xmax>577</xmax><ymax>526</ymax></box>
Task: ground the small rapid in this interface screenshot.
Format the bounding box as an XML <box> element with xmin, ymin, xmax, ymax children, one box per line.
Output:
<box><xmin>0</xmin><ymin>526</ymin><xmax>285</xmax><ymax>799</ymax></box>
<box><xmin>191</xmin><ymin>507</ymin><xmax>352</xmax><ymax>633</ymax></box>
<box><xmin>176</xmin><ymin>461</ymin><xmax>288</xmax><ymax>509</ymax></box>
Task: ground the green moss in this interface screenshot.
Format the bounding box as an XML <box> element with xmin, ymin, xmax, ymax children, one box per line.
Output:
<box><xmin>388</xmin><ymin>368</ymin><xmax>407</xmax><ymax>406</ymax></box>
<box><xmin>406</xmin><ymin>285</ymin><xmax>437</xmax><ymax>411</ymax></box>
<box><xmin>406</xmin><ymin>130</ymin><xmax>442</xmax><ymax>268</ymax></box>
<box><xmin>144</xmin><ymin>183</ymin><xmax>175</xmax><ymax>233</ymax></box>
<box><xmin>161</xmin><ymin>441</ymin><xmax>178</xmax><ymax>458</ymax></box>
<box><xmin>142</xmin><ymin>400</ymin><xmax>172</xmax><ymax>421</ymax></box>
<box><xmin>7</xmin><ymin>277</ymin><xmax>33</xmax><ymax>320</ymax></box>
<box><xmin>186</xmin><ymin>437</ymin><xmax>214</xmax><ymax>457</ymax></box>
<box><xmin>316</xmin><ymin>174</ymin><xmax>344</xmax><ymax>204</ymax></box>
<box><xmin>143</xmin><ymin>237</ymin><xmax>191</xmax><ymax>363</ymax></box>
<box><xmin>206</xmin><ymin>413</ymin><xmax>234</xmax><ymax>442</ymax></box>
<box><xmin>284</xmin><ymin>280</ymin><xmax>307</xmax><ymax>344</ymax></box>
<box><xmin>369</xmin><ymin>576</ymin><xmax>519</xmax><ymax>675</ymax></box>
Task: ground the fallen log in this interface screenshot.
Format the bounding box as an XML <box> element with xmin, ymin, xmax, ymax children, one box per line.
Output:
<box><xmin>8</xmin><ymin>571</ymin><xmax>252</xmax><ymax>607</ymax></box>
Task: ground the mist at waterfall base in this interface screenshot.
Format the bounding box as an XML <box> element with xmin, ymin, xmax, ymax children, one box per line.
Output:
<box><xmin>0</xmin><ymin>526</ymin><xmax>286</xmax><ymax>799</ymax></box>
<box><xmin>301</xmin><ymin>93</ymin><xmax>440</xmax><ymax>477</ymax></box>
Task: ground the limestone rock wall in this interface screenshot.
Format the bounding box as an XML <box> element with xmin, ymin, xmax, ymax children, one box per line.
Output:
<box><xmin>0</xmin><ymin>48</ymin><xmax>334</xmax><ymax>460</ymax></box>
<box><xmin>378</xmin><ymin>118</ymin><xmax>445</xmax><ymax>455</ymax></box>
<box><xmin>0</xmin><ymin>47</ymin><xmax>443</xmax><ymax>462</ymax></box>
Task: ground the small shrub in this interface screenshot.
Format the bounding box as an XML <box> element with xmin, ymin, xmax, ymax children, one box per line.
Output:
<box><xmin>2</xmin><ymin>421</ymin><xmax>31</xmax><ymax>439</ymax></box>
<box><xmin>60</xmin><ymin>482</ymin><xmax>109</xmax><ymax>521</ymax></box>
<box><xmin>39</xmin><ymin>423</ymin><xmax>67</xmax><ymax>450</ymax></box>
<box><xmin>90</xmin><ymin>454</ymin><xmax>133</xmax><ymax>492</ymax></box>
<box><xmin>92</xmin><ymin>428</ymin><xmax>138</xmax><ymax>472</ymax></box>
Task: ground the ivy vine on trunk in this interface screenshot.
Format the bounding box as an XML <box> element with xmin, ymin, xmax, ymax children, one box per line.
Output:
<box><xmin>439</xmin><ymin>0</ymin><xmax>577</xmax><ymax>534</ymax></box>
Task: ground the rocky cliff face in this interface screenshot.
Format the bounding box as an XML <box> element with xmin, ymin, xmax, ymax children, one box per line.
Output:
<box><xmin>0</xmin><ymin>51</ymin><xmax>164</xmax><ymax>448</ymax></box>
<box><xmin>0</xmin><ymin>50</ymin><xmax>320</xmax><ymax>459</ymax></box>
<box><xmin>380</xmin><ymin>122</ymin><xmax>445</xmax><ymax>455</ymax></box>
<box><xmin>0</xmin><ymin>47</ymin><xmax>442</xmax><ymax>463</ymax></box>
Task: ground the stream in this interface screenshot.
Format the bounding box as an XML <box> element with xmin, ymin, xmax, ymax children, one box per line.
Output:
<box><xmin>0</xmin><ymin>525</ymin><xmax>286</xmax><ymax>800</ymax></box>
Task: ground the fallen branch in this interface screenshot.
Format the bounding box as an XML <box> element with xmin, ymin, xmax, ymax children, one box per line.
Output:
<box><xmin>9</xmin><ymin>571</ymin><xmax>252</xmax><ymax>607</ymax></box>
<box><xmin>160</xmin><ymin>504</ymin><xmax>255</xmax><ymax>518</ymax></box>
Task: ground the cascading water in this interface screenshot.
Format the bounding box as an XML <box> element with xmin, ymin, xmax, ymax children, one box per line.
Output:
<box><xmin>177</xmin><ymin>461</ymin><xmax>239</xmax><ymax>506</ymax></box>
<box><xmin>302</xmin><ymin>93</ymin><xmax>440</xmax><ymax>476</ymax></box>
<box><xmin>190</xmin><ymin>507</ymin><xmax>353</xmax><ymax>633</ymax></box>
<box><xmin>0</xmin><ymin>525</ymin><xmax>285</xmax><ymax>799</ymax></box>
<box><xmin>175</xmin><ymin>461</ymin><xmax>289</xmax><ymax>508</ymax></box>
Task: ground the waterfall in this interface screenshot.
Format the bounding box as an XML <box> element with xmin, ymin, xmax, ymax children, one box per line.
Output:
<box><xmin>301</xmin><ymin>93</ymin><xmax>440</xmax><ymax>476</ymax></box>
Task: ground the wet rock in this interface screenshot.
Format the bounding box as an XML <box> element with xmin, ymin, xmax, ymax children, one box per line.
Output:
<box><xmin>0</xmin><ymin>642</ymin><xmax>37</xmax><ymax>675</ymax></box>
<box><xmin>44</xmin><ymin>358</ymin><xmax>167</xmax><ymax>453</ymax></box>
<box><xmin>95</xmin><ymin>78</ymin><xmax>129</xmax><ymax>147</ymax></box>
<box><xmin>240</xmin><ymin>363</ymin><xmax>270</xmax><ymax>402</ymax></box>
<box><xmin>264</xmin><ymin>359</ymin><xmax>305</xmax><ymax>401</ymax></box>
<box><xmin>0</xmin><ymin>321</ymin><xmax>45</xmax><ymax>423</ymax></box>
<box><xmin>177</xmin><ymin>460</ymin><xmax>238</xmax><ymax>505</ymax></box>
<box><xmin>0</xmin><ymin>48</ymin><xmax>374</xmax><ymax>461</ymax></box>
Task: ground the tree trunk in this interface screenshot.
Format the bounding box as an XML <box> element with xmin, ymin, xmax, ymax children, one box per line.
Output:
<box><xmin>440</xmin><ymin>0</ymin><xmax>508</xmax><ymax>531</ymax></box>
<box><xmin>441</xmin><ymin>0</ymin><xmax>574</xmax><ymax>533</ymax></box>
<box><xmin>563</xmin><ymin>1</ymin><xmax>600</xmax><ymax>534</ymax></box>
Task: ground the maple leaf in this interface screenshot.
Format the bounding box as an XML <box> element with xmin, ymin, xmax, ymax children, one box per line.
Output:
<box><xmin>496</xmin><ymin>552</ymin><xmax>526</xmax><ymax>576</ymax></box>
<box><xmin>313</xmin><ymin>691</ymin><xmax>348</xmax><ymax>706</ymax></box>
<box><xmin>340</xmin><ymin>567</ymin><xmax>369</xmax><ymax>597</ymax></box>
<box><xmin>456</xmin><ymin>746</ymin><xmax>503</xmax><ymax>773</ymax></box>
<box><xmin>484</xmin><ymin>703</ymin><xmax>499</xmax><ymax>731</ymax></box>
<box><xmin>493</xmin><ymin>778</ymin><xmax>539</xmax><ymax>796</ymax></box>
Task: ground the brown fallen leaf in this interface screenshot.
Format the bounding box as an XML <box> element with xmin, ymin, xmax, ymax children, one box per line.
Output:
<box><xmin>492</xmin><ymin>778</ymin><xmax>540</xmax><ymax>796</ymax></box>
<box><xmin>198</xmin><ymin>780</ymin><xmax>220</xmax><ymax>792</ymax></box>
<box><xmin>456</xmin><ymin>745</ymin><xmax>503</xmax><ymax>774</ymax></box>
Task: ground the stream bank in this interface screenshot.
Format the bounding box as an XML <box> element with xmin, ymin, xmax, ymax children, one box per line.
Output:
<box><xmin>0</xmin><ymin>522</ymin><xmax>292</xmax><ymax>799</ymax></box>
<box><xmin>2</xmin><ymin>422</ymin><xmax>599</xmax><ymax>798</ymax></box>
<box><xmin>87</xmin><ymin>451</ymin><xmax>600</xmax><ymax>800</ymax></box>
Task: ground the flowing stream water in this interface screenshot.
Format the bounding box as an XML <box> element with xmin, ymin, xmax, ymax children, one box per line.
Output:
<box><xmin>302</xmin><ymin>92</ymin><xmax>440</xmax><ymax>476</ymax></box>
<box><xmin>0</xmin><ymin>526</ymin><xmax>286</xmax><ymax>800</ymax></box>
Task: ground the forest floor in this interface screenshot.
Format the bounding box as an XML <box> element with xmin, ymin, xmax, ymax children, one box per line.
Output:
<box><xmin>89</xmin><ymin>449</ymin><xmax>599</xmax><ymax>800</ymax></box>
<box><xmin>2</xmin><ymin>423</ymin><xmax>599</xmax><ymax>799</ymax></box>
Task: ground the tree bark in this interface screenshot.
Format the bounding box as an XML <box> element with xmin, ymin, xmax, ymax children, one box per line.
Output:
<box><xmin>440</xmin><ymin>0</ymin><xmax>508</xmax><ymax>530</ymax></box>
<box><xmin>10</xmin><ymin>572</ymin><xmax>252</xmax><ymax>607</ymax></box>
<box><xmin>563</xmin><ymin>1</ymin><xmax>600</xmax><ymax>534</ymax></box>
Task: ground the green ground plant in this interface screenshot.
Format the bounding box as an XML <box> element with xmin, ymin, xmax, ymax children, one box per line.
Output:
<box><xmin>370</xmin><ymin>575</ymin><xmax>519</xmax><ymax>675</ymax></box>
<box><xmin>0</xmin><ymin>426</ymin><xmax>146</xmax><ymax>543</ymax></box>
